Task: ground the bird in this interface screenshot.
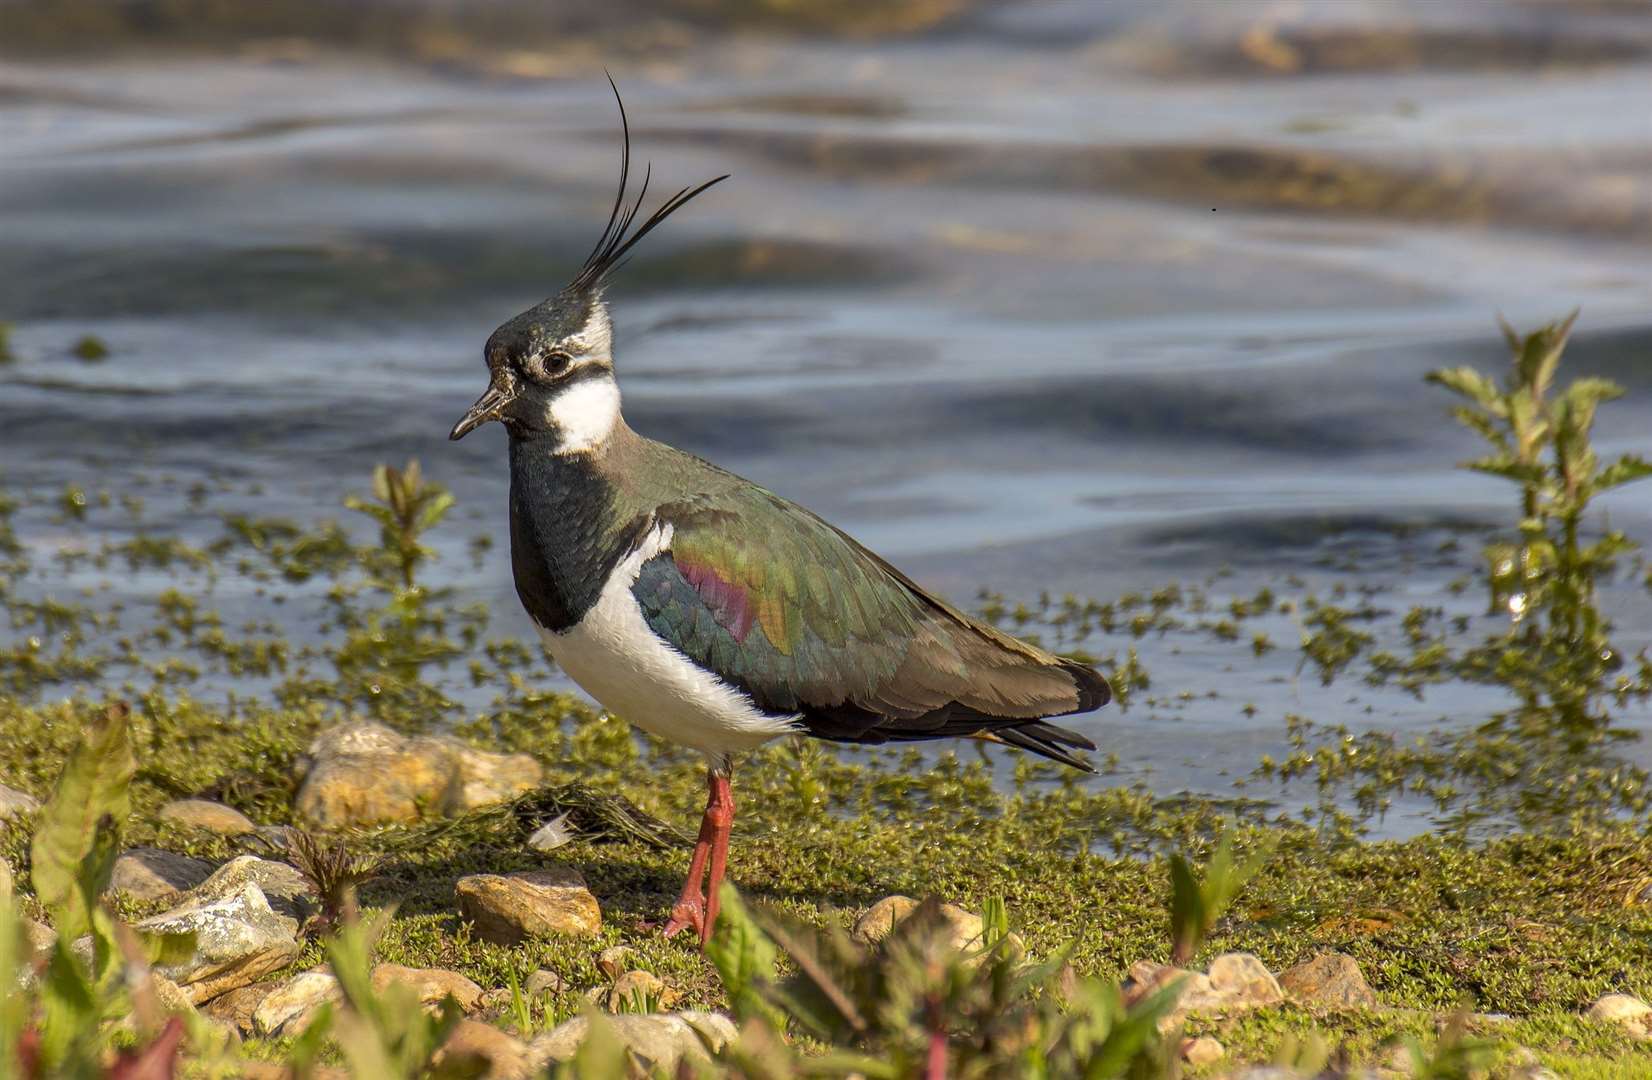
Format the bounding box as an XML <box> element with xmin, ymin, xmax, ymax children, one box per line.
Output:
<box><xmin>449</xmin><ymin>83</ymin><xmax>1110</xmax><ymax>946</ymax></box>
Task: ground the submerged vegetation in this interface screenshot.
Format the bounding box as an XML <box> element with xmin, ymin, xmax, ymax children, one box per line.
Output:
<box><xmin>0</xmin><ymin>314</ymin><xmax>1650</xmax><ymax>1075</ymax></box>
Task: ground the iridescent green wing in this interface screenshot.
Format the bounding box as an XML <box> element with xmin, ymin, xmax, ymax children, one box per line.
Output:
<box><xmin>631</xmin><ymin>484</ymin><xmax>1107</xmax><ymax>741</ymax></box>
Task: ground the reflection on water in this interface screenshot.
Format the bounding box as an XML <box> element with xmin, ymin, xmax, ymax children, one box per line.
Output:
<box><xmin>2</xmin><ymin>0</ymin><xmax>1650</xmax><ymax>833</ymax></box>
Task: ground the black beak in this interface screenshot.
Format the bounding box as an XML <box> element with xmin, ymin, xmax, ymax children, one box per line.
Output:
<box><xmin>450</xmin><ymin>384</ymin><xmax>513</xmax><ymax>441</ymax></box>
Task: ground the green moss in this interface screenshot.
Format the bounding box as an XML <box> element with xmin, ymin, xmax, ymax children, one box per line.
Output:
<box><xmin>69</xmin><ymin>334</ymin><xmax>110</xmax><ymax>361</ymax></box>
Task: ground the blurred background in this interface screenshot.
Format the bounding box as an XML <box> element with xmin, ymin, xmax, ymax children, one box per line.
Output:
<box><xmin>2</xmin><ymin>0</ymin><xmax>1650</xmax><ymax>826</ymax></box>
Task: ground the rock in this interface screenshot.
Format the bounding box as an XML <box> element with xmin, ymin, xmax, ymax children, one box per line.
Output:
<box><xmin>848</xmin><ymin>896</ymin><xmax>984</xmax><ymax>953</ymax></box>
<box><xmin>456</xmin><ymin>868</ymin><xmax>602</xmax><ymax>943</ymax></box>
<box><xmin>1586</xmin><ymin>993</ymin><xmax>1652</xmax><ymax>1040</ymax></box>
<box><xmin>253</xmin><ymin>971</ymin><xmax>341</xmax><ymax>1037</ymax></box>
<box><xmin>608</xmin><ymin>970</ymin><xmax>678</xmax><ymax>1012</ymax></box>
<box><xmin>937</xmin><ymin>903</ymin><xmax>986</xmax><ymax>953</ymax></box>
<box><xmin>296</xmin><ymin>721</ymin><xmax>542</xmax><ymax>828</ymax></box>
<box><xmin>135</xmin><ymin>882</ymin><xmax>301</xmax><ymax>1005</ymax></box>
<box><xmin>204</xmin><ymin>980</ymin><xmax>281</xmax><ymax>1037</ymax></box>
<box><xmin>109</xmin><ymin>847</ymin><xmax>214</xmax><ymax>903</ymax></box>
<box><xmin>159</xmin><ymin>799</ymin><xmax>256</xmax><ymax>836</ymax></box>
<box><xmin>435</xmin><ymin>1020</ymin><xmax>532</xmax><ymax>1080</ymax></box>
<box><xmin>371</xmin><ymin>963</ymin><xmax>484</xmax><ymax>1013</ymax></box>
<box><xmin>528</xmin><ymin>1011</ymin><xmax>738</xmax><ymax>1072</ymax></box>
<box><xmin>23</xmin><ymin>919</ymin><xmax>55</xmax><ymax>962</ymax></box>
<box><xmin>851</xmin><ymin>895</ymin><xmax>918</xmax><ymax>945</ymax></box>
<box><xmin>1121</xmin><ymin>953</ymin><xmax>1282</xmax><ymax>1033</ymax></box>
<box><xmin>525</xmin><ymin>969</ymin><xmax>566</xmax><ymax>997</ymax></box>
<box><xmin>0</xmin><ymin>784</ymin><xmax>39</xmax><ymax>821</ymax></box>
<box><xmin>1206</xmin><ymin>953</ymin><xmax>1285</xmax><ymax>1009</ymax></box>
<box><xmin>448</xmin><ymin>744</ymin><xmax>544</xmax><ymax>814</ymax></box>
<box><xmin>1180</xmin><ymin>1035</ymin><xmax>1225</xmax><ymax>1067</ymax></box>
<box><xmin>1279</xmin><ymin>951</ymin><xmax>1379</xmax><ymax>1009</ymax></box>
<box><xmin>191</xmin><ymin>856</ymin><xmax>315</xmax><ymax>921</ymax></box>
<box><xmin>147</xmin><ymin>973</ymin><xmax>197</xmax><ymax>1017</ymax></box>
<box><xmin>597</xmin><ymin>945</ymin><xmax>635</xmax><ymax>980</ymax></box>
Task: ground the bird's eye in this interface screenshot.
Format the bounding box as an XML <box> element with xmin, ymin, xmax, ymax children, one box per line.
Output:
<box><xmin>519</xmin><ymin>350</ymin><xmax>574</xmax><ymax>380</ymax></box>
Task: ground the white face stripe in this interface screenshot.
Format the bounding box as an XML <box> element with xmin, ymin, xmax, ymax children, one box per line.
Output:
<box><xmin>546</xmin><ymin>369</ymin><xmax>622</xmax><ymax>455</ymax></box>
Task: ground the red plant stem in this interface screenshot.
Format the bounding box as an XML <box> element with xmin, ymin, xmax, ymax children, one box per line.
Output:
<box><xmin>926</xmin><ymin>1022</ymin><xmax>948</xmax><ymax>1080</ymax></box>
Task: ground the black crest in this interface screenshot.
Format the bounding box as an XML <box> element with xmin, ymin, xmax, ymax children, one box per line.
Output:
<box><xmin>571</xmin><ymin>77</ymin><xmax>729</xmax><ymax>293</ymax></box>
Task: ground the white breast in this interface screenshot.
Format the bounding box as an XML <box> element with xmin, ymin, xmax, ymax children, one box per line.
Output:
<box><xmin>536</xmin><ymin>521</ymin><xmax>800</xmax><ymax>760</ymax></box>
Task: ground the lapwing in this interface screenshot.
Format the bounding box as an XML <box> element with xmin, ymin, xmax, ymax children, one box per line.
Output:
<box><xmin>450</xmin><ymin>85</ymin><xmax>1110</xmax><ymax>944</ymax></box>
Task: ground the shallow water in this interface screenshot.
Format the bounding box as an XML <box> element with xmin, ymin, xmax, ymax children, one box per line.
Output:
<box><xmin>2</xmin><ymin>0</ymin><xmax>1651</xmax><ymax>834</ymax></box>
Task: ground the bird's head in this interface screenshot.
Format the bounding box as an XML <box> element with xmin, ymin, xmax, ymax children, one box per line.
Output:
<box><xmin>450</xmin><ymin>81</ymin><xmax>726</xmax><ymax>454</ymax></box>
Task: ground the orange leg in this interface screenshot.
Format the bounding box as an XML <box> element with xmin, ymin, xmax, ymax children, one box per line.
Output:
<box><xmin>663</xmin><ymin>769</ymin><xmax>734</xmax><ymax>946</ymax></box>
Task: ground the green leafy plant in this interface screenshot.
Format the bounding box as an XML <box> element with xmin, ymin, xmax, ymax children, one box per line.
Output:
<box><xmin>1427</xmin><ymin>312</ymin><xmax>1652</xmax><ymax>748</ymax></box>
<box><xmin>708</xmin><ymin>884</ymin><xmax>1185</xmax><ymax>1079</ymax></box>
<box><xmin>285</xmin><ymin>827</ymin><xmax>383</xmax><ymax>934</ymax></box>
<box><xmin>346</xmin><ymin>460</ymin><xmax>455</xmax><ymax>593</ymax></box>
<box><xmin>1168</xmin><ymin>835</ymin><xmax>1271</xmax><ymax>966</ymax></box>
<box><xmin>11</xmin><ymin>703</ymin><xmax>196</xmax><ymax>1079</ymax></box>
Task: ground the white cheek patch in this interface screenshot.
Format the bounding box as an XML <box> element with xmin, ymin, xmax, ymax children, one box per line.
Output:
<box><xmin>547</xmin><ymin>372</ymin><xmax>622</xmax><ymax>454</ymax></box>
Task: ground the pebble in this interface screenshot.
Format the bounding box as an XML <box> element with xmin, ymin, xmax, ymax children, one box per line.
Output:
<box><xmin>436</xmin><ymin>1019</ymin><xmax>533</xmax><ymax>1080</ymax></box>
<box><xmin>158</xmin><ymin>798</ymin><xmax>256</xmax><ymax>836</ymax></box>
<box><xmin>1586</xmin><ymin>992</ymin><xmax>1652</xmax><ymax>1040</ymax></box>
<box><xmin>295</xmin><ymin>721</ymin><xmax>542</xmax><ymax>828</ymax></box>
<box><xmin>1278</xmin><ymin>952</ymin><xmax>1380</xmax><ymax>1009</ymax></box>
<box><xmin>109</xmin><ymin>847</ymin><xmax>214</xmax><ymax>904</ymax></box>
<box><xmin>849</xmin><ymin>895</ymin><xmax>987</xmax><ymax>954</ymax></box>
<box><xmin>528</xmin><ymin>1011</ymin><xmax>738</xmax><ymax>1072</ymax></box>
<box><xmin>456</xmin><ymin>867</ymin><xmax>602</xmax><ymax>943</ymax></box>
<box><xmin>608</xmin><ymin>970</ymin><xmax>678</xmax><ymax>1012</ymax></box>
<box><xmin>371</xmin><ymin>963</ymin><xmax>484</xmax><ymax>1013</ymax></box>
<box><xmin>1179</xmin><ymin>1034</ymin><xmax>1225</xmax><ymax>1067</ymax></box>
<box><xmin>134</xmin><ymin>882</ymin><xmax>301</xmax><ymax>1005</ymax></box>
<box><xmin>252</xmin><ymin>971</ymin><xmax>341</xmax><ymax>1038</ymax></box>
<box><xmin>190</xmin><ymin>855</ymin><xmax>315</xmax><ymax>921</ymax></box>
<box><xmin>0</xmin><ymin>784</ymin><xmax>39</xmax><ymax>821</ymax></box>
<box><xmin>596</xmin><ymin>945</ymin><xmax>635</xmax><ymax>980</ymax></box>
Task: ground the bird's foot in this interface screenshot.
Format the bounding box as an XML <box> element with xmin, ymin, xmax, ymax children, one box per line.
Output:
<box><xmin>662</xmin><ymin>896</ymin><xmax>706</xmax><ymax>940</ymax></box>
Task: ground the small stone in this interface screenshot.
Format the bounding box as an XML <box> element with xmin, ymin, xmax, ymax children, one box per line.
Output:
<box><xmin>253</xmin><ymin>971</ymin><xmax>341</xmax><ymax>1037</ymax></box>
<box><xmin>204</xmin><ymin>980</ymin><xmax>281</xmax><ymax>1037</ymax></box>
<box><xmin>296</xmin><ymin>722</ymin><xmax>542</xmax><ymax>829</ymax></box>
<box><xmin>851</xmin><ymin>895</ymin><xmax>918</xmax><ymax>945</ymax></box>
<box><xmin>848</xmin><ymin>896</ymin><xmax>984</xmax><ymax>953</ymax></box>
<box><xmin>159</xmin><ymin>799</ymin><xmax>256</xmax><ymax>836</ymax></box>
<box><xmin>1278</xmin><ymin>951</ymin><xmax>1379</xmax><ymax>1009</ymax></box>
<box><xmin>527</xmin><ymin>1011</ymin><xmax>737</xmax><ymax>1071</ymax></box>
<box><xmin>1586</xmin><ymin>993</ymin><xmax>1652</xmax><ymax>1040</ymax></box>
<box><xmin>1206</xmin><ymin>952</ymin><xmax>1285</xmax><ymax>1009</ymax></box>
<box><xmin>446</xmin><ymin>743</ymin><xmax>544</xmax><ymax>813</ymax></box>
<box><xmin>147</xmin><ymin>973</ymin><xmax>197</xmax><ymax>1017</ymax></box>
<box><xmin>0</xmin><ymin>784</ymin><xmax>39</xmax><ymax>821</ymax></box>
<box><xmin>607</xmin><ymin>970</ymin><xmax>678</xmax><ymax>1012</ymax></box>
<box><xmin>436</xmin><ymin>1020</ymin><xmax>532</xmax><ymax>1080</ymax></box>
<box><xmin>191</xmin><ymin>856</ymin><xmax>315</xmax><ymax>921</ymax></box>
<box><xmin>371</xmin><ymin>963</ymin><xmax>484</xmax><ymax>1013</ymax></box>
<box><xmin>596</xmin><ymin>945</ymin><xmax>635</xmax><ymax>980</ymax></box>
<box><xmin>135</xmin><ymin>882</ymin><xmax>301</xmax><ymax>1005</ymax></box>
<box><xmin>23</xmin><ymin>919</ymin><xmax>55</xmax><ymax>962</ymax></box>
<box><xmin>110</xmin><ymin>848</ymin><xmax>214</xmax><ymax>903</ymax></box>
<box><xmin>456</xmin><ymin>868</ymin><xmax>602</xmax><ymax>944</ymax></box>
<box><xmin>525</xmin><ymin>969</ymin><xmax>565</xmax><ymax>997</ymax></box>
<box><xmin>937</xmin><ymin>903</ymin><xmax>985</xmax><ymax>953</ymax></box>
<box><xmin>1180</xmin><ymin>1035</ymin><xmax>1225</xmax><ymax>1067</ymax></box>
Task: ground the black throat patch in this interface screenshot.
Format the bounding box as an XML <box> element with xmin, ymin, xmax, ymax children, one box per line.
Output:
<box><xmin>507</xmin><ymin>439</ymin><xmax>648</xmax><ymax>633</ymax></box>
